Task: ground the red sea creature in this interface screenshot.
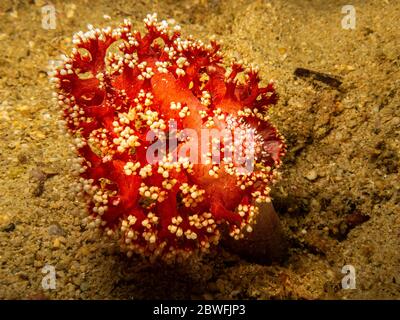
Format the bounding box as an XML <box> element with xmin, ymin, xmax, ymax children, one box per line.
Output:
<box><xmin>50</xmin><ymin>14</ymin><xmax>286</xmax><ymax>261</ymax></box>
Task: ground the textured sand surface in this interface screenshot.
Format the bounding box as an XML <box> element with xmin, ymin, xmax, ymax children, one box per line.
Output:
<box><xmin>0</xmin><ymin>0</ymin><xmax>399</xmax><ymax>299</ymax></box>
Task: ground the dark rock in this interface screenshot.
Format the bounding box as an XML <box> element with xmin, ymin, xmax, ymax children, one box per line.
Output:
<box><xmin>2</xmin><ymin>223</ymin><xmax>15</xmax><ymax>232</ymax></box>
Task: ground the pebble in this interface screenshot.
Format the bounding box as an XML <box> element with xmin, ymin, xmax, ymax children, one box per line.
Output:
<box><xmin>34</xmin><ymin>0</ymin><xmax>46</xmax><ymax>6</ymax></box>
<box><xmin>310</xmin><ymin>198</ymin><xmax>321</xmax><ymax>211</ymax></box>
<box><xmin>231</xmin><ymin>289</ymin><xmax>241</xmax><ymax>297</ymax></box>
<box><xmin>29</xmin><ymin>130</ymin><xmax>46</xmax><ymax>140</ymax></box>
<box><xmin>305</xmin><ymin>169</ymin><xmax>318</xmax><ymax>181</ymax></box>
<box><xmin>80</xmin><ymin>282</ymin><xmax>89</xmax><ymax>292</ymax></box>
<box><xmin>10</xmin><ymin>10</ymin><xmax>18</xmax><ymax>19</ymax></box>
<box><xmin>66</xmin><ymin>4</ymin><xmax>77</xmax><ymax>19</ymax></box>
<box><xmin>52</xmin><ymin>238</ymin><xmax>61</xmax><ymax>249</ymax></box>
<box><xmin>30</xmin><ymin>168</ymin><xmax>47</xmax><ymax>182</ymax></box>
<box><xmin>48</xmin><ymin>223</ymin><xmax>66</xmax><ymax>237</ymax></box>
<box><xmin>0</xmin><ymin>214</ymin><xmax>11</xmax><ymax>228</ymax></box>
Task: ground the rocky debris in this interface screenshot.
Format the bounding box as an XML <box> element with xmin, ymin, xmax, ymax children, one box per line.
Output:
<box><xmin>30</xmin><ymin>167</ymin><xmax>57</xmax><ymax>197</ymax></box>
<box><xmin>305</xmin><ymin>169</ymin><xmax>318</xmax><ymax>181</ymax></box>
<box><xmin>329</xmin><ymin>212</ymin><xmax>370</xmax><ymax>241</ymax></box>
<box><xmin>48</xmin><ymin>223</ymin><xmax>66</xmax><ymax>237</ymax></box>
<box><xmin>1</xmin><ymin>222</ymin><xmax>15</xmax><ymax>232</ymax></box>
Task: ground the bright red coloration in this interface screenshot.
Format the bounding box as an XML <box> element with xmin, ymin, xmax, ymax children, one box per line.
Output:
<box><xmin>51</xmin><ymin>14</ymin><xmax>286</xmax><ymax>261</ymax></box>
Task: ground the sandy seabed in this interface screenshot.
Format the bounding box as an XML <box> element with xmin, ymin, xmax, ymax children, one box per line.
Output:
<box><xmin>0</xmin><ymin>0</ymin><xmax>399</xmax><ymax>299</ymax></box>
